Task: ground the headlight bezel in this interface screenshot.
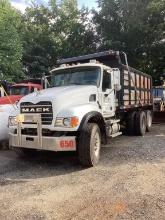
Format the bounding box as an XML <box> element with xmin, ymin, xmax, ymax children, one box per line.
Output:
<box><xmin>55</xmin><ymin>116</ymin><xmax>79</xmax><ymax>128</ymax></box>
<box><xmin>63</xmin><ymin>118</ymin><xmax>71</xmax><ymax>127</ymax></box>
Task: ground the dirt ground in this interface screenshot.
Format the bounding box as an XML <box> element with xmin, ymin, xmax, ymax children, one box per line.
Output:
<box><xmin>0</xmin><ymin>124</ymin><xmax>165</xmax><ymax>220</ymax></box>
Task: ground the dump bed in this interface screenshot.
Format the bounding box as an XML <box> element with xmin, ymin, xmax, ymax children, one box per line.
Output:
<box><xmin>58</xmin><ymin>50</ymin><xmax>153</xmax><ymax>111</ymax></box>
<box><xmin>118</xmin><ymin>65</ymin><xmax>152</xmax><ymax>110</ymax></box>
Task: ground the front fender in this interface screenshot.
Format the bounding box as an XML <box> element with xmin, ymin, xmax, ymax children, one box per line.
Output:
<box><xmin>78</xmin><ymin>111</ymin><xmax>107</xmax><ymax>144</ymax></box>
<box><xmin>55</xmin><ymin>103</ymin><xmax>101</xmax><ymax>131</ymax></box>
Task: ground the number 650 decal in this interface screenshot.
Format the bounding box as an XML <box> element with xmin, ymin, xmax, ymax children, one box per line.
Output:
<box><xmin>60</xmin><ymin>140</ymin><xmax>75</xmax><ymax>148</ymax></box>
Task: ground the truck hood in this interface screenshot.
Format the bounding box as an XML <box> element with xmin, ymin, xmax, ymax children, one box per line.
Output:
<box><xmin>0</xmin><ymin>95</ymin><xmax>23</xmax><ymax>105</ymax></box>
<box><xmin>20</xmin><ymin>85</ymin><xmax>98</xmax><ymax>109</ymax></box>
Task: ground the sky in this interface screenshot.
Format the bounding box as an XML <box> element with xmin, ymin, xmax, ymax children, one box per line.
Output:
<box><xmin>11</xmin><ymin>0</ymin><xmax>98</xmax><ymax>13</ymax></box>
<box><xmin>78</xmin><ymin>0</ymin><xmax>97</xmax><ymax>9</ymax></box>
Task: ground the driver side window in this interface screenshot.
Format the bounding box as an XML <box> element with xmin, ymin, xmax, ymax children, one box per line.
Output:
<box><xmin>102</xmin><ymin>70</ymin><xmax>111</xmax><ymax>92</ymax></box>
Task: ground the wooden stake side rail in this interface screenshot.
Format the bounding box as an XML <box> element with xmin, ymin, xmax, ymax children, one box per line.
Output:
<box><xmin>116</xmin><ymin>65</ymin><xmax>153</xmax><ymax>111</ymax></box>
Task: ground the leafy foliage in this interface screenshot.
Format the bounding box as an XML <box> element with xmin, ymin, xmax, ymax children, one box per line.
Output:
<box><xmin>22</xmin><ymin>0</ymin><xmax>96</xmax><ymax>78</ymax></box>
<box><xmin>0</xmin><ymin>0</ymin><xmax>164</xmax><ymax>84</ymax></box>
<box><xmin>93</xmin><ymin>0</ymin><xmax>165</xmax><ymax>84</ymax></box>
<box><xmin>22</xmin><ymin>4</ymin><xmax>55</xmax><ymax>78</ymax></box>
<box><xmin>0</xmin><ymin>0</ymin><xmax>23</xmax><ymax>82</ymax></box>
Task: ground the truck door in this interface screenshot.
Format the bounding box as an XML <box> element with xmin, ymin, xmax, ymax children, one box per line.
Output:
<box><xmin>101</xmin><ymin>69</ymin><xmax>115</xmax><ymax>117</ymax></box>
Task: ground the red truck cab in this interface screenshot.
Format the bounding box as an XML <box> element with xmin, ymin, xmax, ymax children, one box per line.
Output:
<box><xmin>0</xmin><ymin>83</ymin><xmax>42</xmax><ymax>105</ymax></box>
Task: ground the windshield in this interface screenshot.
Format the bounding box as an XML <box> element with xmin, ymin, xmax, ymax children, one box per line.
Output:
<box><xmin>10</xmin><ymin>86</ymin><xmax>29</xmax><ymax>96</ymax></box>
<box><xmin>51</xmin><ymin>66</ymin><xmax>101</xmax><ymax>87</ymax></box>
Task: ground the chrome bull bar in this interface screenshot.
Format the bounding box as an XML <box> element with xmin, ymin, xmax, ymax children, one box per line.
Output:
<box><xmin>17</xmin><ymin>114</ymin><xmax>42</xmax><ymax>149</ymax></box>
<box><xmin>9</xmin><ymin>114</ymin><xmax>76</xmax><ymax>151</ymax></box>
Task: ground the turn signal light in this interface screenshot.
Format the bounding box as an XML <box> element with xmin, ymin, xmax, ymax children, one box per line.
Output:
<box><xmin>70</xmin><ymin>117</ymin><xmax>79</xmax><ymax>128</ymax></box>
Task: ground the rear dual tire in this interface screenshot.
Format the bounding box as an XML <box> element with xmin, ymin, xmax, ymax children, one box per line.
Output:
<box><xmin>135</xmin><ymin>111</ymin><xmax>147</xmax><ymax>136</ymax></box>
<box><xmin>127</xmin><ymin>111</ymin><xmax>137</xmax><ymax>135</ymax></box>
<box><xmin>127</xmin><ymin>110</ymin><xmax>152</xmax><ymax>136</ymax></box>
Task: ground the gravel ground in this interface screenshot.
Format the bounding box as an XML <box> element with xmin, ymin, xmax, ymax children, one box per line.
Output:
<box><xmin>0</xmin><ymin>124</ymin><xmax>165</xmax><ymax>220</ymax></box>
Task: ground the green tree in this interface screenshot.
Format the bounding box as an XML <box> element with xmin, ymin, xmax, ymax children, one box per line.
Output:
<box><xmin>50</xmin><ymin>0</ymin><xmax>96</xmax><ymax>58</ymax></box>
<box><xmin>0</xmin><ymin>0</ymin><xmax>23</xmax><ymax>82</ymax></box>
<box><xmin>22</xmin><ymin>4</ymin><xmax>55</xmax><ymax>78</ymax></box>
<box><xmin>22</xmin><ymin>0</ymin><xmax>96</xmax><ymax>77</ymax></box>
<box><xmin>93</xmin><ymin>0</ymin><xmax>165</xmax><ymax>84</ymax></box>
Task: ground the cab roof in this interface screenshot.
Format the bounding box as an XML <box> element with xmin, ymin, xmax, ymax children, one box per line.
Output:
<box><xmin>50</xmin><ymin>63</ymin><xmax>112</xmax><ymax>74</ymax></box>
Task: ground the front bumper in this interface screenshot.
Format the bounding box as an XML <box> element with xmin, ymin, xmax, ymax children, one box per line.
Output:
<box><xmin>9</xmin><ymin>114</ymin><xmax>76</xmax><ymax>152</ymax></box>
<box><xmin>9</xmin><ymin>133</ymin><xmax>76</xmax><ymax>151</ymax></box>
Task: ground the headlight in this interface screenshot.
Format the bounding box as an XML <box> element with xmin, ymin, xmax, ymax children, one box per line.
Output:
<box><xmin>9</xmin><ymin>116</ymin><xmax>17</xmax><ymax>126</ymax></box>
<box><xmin>55</xmin><ymin>117</ymin><xmax>79</xmax><ymax>128</ymax></box>
<box><xmin>63</xmin><ymin>118</ymin><xmax>71</xmax><ymax>127</ymax></box>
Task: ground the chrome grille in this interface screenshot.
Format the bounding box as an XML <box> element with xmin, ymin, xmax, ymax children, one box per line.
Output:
<box><xmin>20</xmin><ymin>101</ymin><xmax>53</xmax><ymax>125</ymax></box>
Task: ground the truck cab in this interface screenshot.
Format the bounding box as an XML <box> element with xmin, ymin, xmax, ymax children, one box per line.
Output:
<box><xmin>50</xmin><ymin>63</ymin><xmax>120</xmax><ymax>118</ymax></box>
<box><xmin>0</xmin><ymin>82</ymin><xmax>42</xmax><ymax>142</ymax></box>
<box><xmin>9</xmin><ymin>51</ymin><xmax>152</xmax><ymax>167</ymax></box>
<box><xmin>0</xmin><ymin>83</ymin><xmax>42</xmax><ymax>105</ymax></box>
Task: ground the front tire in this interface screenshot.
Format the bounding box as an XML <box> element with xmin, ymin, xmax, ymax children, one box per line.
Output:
<box><xmin>78</xmin><ymin>123</ymin><xmax>101</xmax><ymax>167</ymax></box>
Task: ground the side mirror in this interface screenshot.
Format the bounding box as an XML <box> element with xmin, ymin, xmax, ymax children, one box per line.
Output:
<box><xmin>104</xmin><ymin>88</ymin><xmax>112</xmax><ymax>97</ymax></box>
<box><xmin>114</xmin><ymin>84</ymin><xmax>121</xmax><ymax>91</ymax></box>
<box><xmin>15</xmin><ymin>100</ymin><xmax>19</xmax><ymax>108</ymax></box>
<box><xmin>107</xmin><ymin>69</ymin><xmax>112</xmax><ymax>74</ymax></box>
<box><xmin>105</xmin><ymin>88</ymin><xmax>111</xmax><ymax>94</ymax></box>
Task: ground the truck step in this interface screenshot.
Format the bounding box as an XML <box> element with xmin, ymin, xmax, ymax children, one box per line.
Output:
<box><xmin>110</xmin><ymin>132</ymin><xmax>122</xmax><ymax>138</ymax></box>
<box><xmin>106</xmin><ymin>119</ymin><xmax>120</xmax><ymax>125</ymax></box>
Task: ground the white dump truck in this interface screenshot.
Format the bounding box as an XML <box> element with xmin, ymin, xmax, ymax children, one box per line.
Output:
<box><xmin>9</xmin><ymin>51</ymin><xmax>153</xmax><ymax>166</ymax></box>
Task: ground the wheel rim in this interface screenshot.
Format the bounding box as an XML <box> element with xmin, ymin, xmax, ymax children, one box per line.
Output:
<box><xmin>142</xmin><ymin>115</ymin><xmax>146</xmax><ymax>131</ymax></box>
<box><xmin>93</xmin><ymin>131</ymin><xmax>101</xmax><ymax>158</ymax></box>
<box><xmin>142</xmin><ymin>117</ymin><xmax>145</xmax><ymax>130</ymax></box>
<box><xmin>147</xmin><ymin>113</ymin><xmax>152</xmax><ymax>127</ymax></box>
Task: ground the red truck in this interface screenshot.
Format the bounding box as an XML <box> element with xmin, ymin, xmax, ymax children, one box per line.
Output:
<box><xmin>0</xmin><ymin>82</ymin><xmax>42</xmax><ymax>105</ymax></box>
